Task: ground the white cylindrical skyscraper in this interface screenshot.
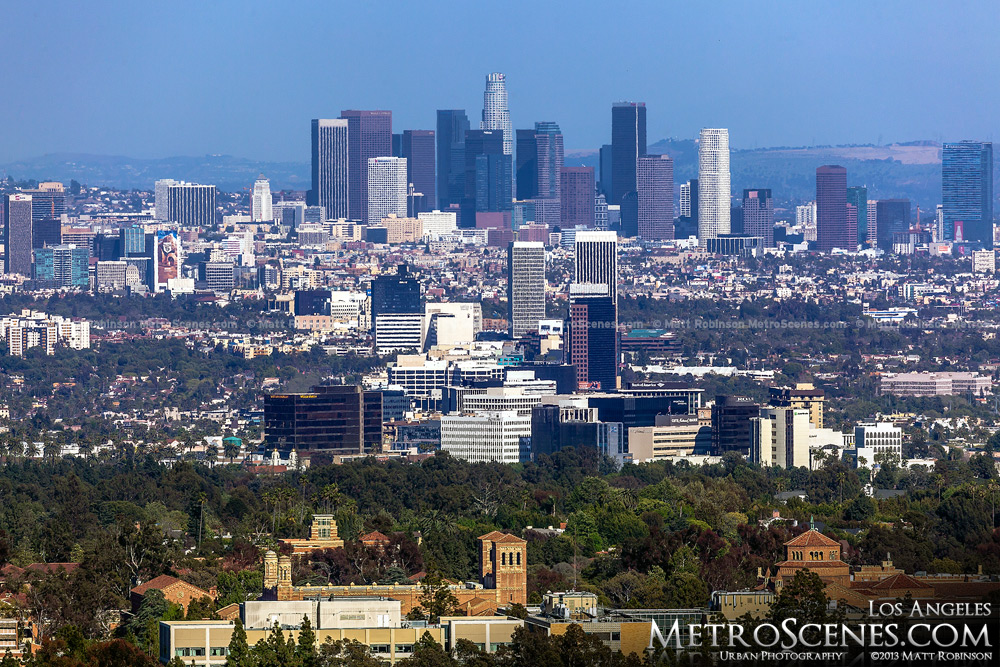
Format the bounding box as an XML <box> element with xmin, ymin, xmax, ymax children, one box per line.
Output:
<box><xmin>481</xmin><ymin>73</ymin><xmax>512</xmax><ymax>157</ymax></box>
<box><xmin>697</xmin><ymin>128</ymin><xmax>731</xmax><ymax>244</ymax></box>
<box><xmin>252</xmin><ymin>174</ymin><xmax>273</xmax><ymax>222</ymax></box>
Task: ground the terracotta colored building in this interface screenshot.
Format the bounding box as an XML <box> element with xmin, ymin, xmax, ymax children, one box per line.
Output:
<box><xmin>130</xmin><ymin>575</ymin><xmax>215</xmax><ymax>614</ymax></box>
<box><xmin>262</xmin><ymin>531</ymin><xmax>527</xmax><ymax>615</ymax></box>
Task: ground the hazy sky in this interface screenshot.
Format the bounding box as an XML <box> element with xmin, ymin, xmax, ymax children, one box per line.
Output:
<box><xmin>2</xmin><ymin>1</ymin><xmax>997</xmax><ymax>162</ymax></box>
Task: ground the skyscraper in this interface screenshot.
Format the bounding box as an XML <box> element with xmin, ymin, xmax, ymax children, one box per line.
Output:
<box><xmin>371</xmin><ymin>265</ymin><xmax>422</xmax><ymax>353</ymax></box>
<box><xmin>697</xmin><ymin>128</ymin><xmax>730</xmax><ymax>244</ymax></box>
<box><xmin>4</xmin><ymin>194</ymin><xmax>33</xmax><ymax>276</ymax></box>
<box><xmin>436</xmin><ymin>110</ymin><xmax>470</xmax><ymax>210</ymax></box>
<box><xmin>560</xmin><ymin>167</ymin><xmax>595</xmax><ymax>229</ymax></box>
<box><xmin>568</xmin><ymin>283</ymin><xmax>618</xmax><ymax>392</ymax></box>
<box><xmin>367</xmin><ymin>157</ymin><xmax>408</xmax><ymax>224</ymax></box>
<box><xmin>33</xmin><ymin>244</ymin><xmax>89</xmax><ymax>287</ymax></box>
<box><xmin>309</xmin><ymin>118</ymin><xmax>349</xmax><ymax>220</ymax></box>
<box><xmin>481</xmin><ymin>73</ymin><xmax>512</xmax><ymax>157</ymax></box>
<box><xmin>876</xmin><ymin>199</ymin><xmax>911</xmax><ymax>251</ymax></box>
<box><xmin>815</xmin><ymin>165</ymin><xmax>852</xmax><ymax>253</ymax></box>
<box><xmin>340</xmin><ymin>110</ymin><xmax>393</xmax><ymax>222</ymax></box>
<box><xmin>25</xmin><ymin>183</ymin><xmax>65</xmax><ymax>222</ymax></box>
<box><xmin>464</xmin><ymin>130</ymin><xmax>511</xmax><ymax>220</ymax></box>
<box><xmin>252</xmin><ymin>174</ymin><xmax>273</xmax><ymax>222</ymax></box>
<box><xmin>154</xmin><ymin>179</ymin><xmax>177</xmax><ymax>220</ymax></box>
<box><xmin>400</xmin><ymin>130</ymin><xmax>435</xmax><ymax>213</ymax></box>
<box><xmin>611</xmin><ymin>103</ymin><xmax>646</xmax><ymax>206</ymax></box>
<box><xmin>846</xmin><ymin>186</ymin><xmax>868</xmax><ymax>247</ymax></box>
<box><xmin>942</xmin><ymin>141</ymin><xmax>993</xmax><ymax>246</ymax></box>
<box><xmin>515</xmin><ymin>122</ymin><xmax>563</xmax><ymax>202</ymax></box>
<box><xmin>574</xmin><ymin>230</ymin><xmax>618</xmax><ymax>307</ymax></box>
<box><xmin>637</xmin><ymin>155</ymin><xmax>674</xmax><ymax>240</ymax></box>
<box><xmin>167</xmin><ymin>183</ymin><xmax>217</xmax><ymax>227</ymax></box>
<box><xmin>507</xmin><ymin>241</ymin><xmax>546</xmax><ymax>338</ymax></box>
<box><xmin>742</xmin><ymin>189</ymin><xmax>774</xmax><ymax>247</ymax></box>
<box><xmin>599</xmin><ymin>144</ymin><xmax>613</xmax><ymax>199</ymax></box>
<box><xmin>680</xmin><ymin>182</ymin><xmax>692</xmax><ymax>218</ymax></box>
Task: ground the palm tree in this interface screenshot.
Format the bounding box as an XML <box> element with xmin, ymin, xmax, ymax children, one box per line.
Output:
<box><xmin>24</xmin><ymin>441</ymin><xmax>40</xmax><ymax>460</ymax></box>
<box><xmin>223</xmin><ymin>439</ymin><xmax>241</xmax><ymax>464</ymax></box>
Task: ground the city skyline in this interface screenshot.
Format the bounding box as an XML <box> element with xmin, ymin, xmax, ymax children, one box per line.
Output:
<box><xmin>1</xmin><ymin>2</ymin><xmax>998</xmax><ymax>163</ymax></box>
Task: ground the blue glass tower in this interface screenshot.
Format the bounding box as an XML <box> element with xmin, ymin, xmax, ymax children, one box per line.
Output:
<box><xmin>943</xmin><ymin>141</ymin><xmax>993</xmax><ymax>247</ymax></box>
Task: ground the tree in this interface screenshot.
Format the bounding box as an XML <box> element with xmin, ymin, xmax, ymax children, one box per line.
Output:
<box><xmin>224</xmin><ymin>617</ymin><xmax>253</xmax><ymax>667</ymax></box>
<box><xmin>843</xmin><ymin>495</ymin><xmax>876</xmax><ymax>522</ymax></box>
<box><xmin>317</xmin><ymin>638</ymin><xmax>388</xmax><ymax>667</ymax></box>
<box><xmin>768</xmin><ymin>570</ymin><xmax>834</xmax><ymax>625</ymax></box>
<box><xmin>408</xmin><ymin>576</ymin><xmax>459</xmax><ymax>624</ymax></box>
<box><xmin>396</xmin><ymin>632</ymin><xmax>454</xmax><ymax>667</ymax></box>
<box><xmin>295</xmin><ymin>615</ymin><xmax>317</xmax><ymax>667</ymax></box>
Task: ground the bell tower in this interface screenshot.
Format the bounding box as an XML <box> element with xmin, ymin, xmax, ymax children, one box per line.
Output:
<box><xmin>479</xmin><ymin>531</ymin><xmax>527</xmax><ymax>606</ymax></box>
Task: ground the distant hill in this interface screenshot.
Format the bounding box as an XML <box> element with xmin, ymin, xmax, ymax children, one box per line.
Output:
<box><xmin>4</xmin><ymin>141</ymin><xmax>994</xmax><ymax>212</ymax></box>
<box><xmin>566</xmin><ymin>140</ymin><xmax>955</xmax><ymax>211</ymax></box>
<box><xmin>0</xmin><ymin>153</ymin><xmax>310</xmax><ymax>192</ymax></box>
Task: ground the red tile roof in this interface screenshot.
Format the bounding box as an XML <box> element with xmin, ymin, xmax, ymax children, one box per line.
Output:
<box><xmin>785</xmin><ymin>530</ymin><xmax>840</xmax><ymax>548</ymax></box>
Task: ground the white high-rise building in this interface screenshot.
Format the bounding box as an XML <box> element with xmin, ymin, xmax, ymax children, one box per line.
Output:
<box><xmin>507</xmin><ymin>241</ymin><xmax>546</xmax><ymax>338</ymax></box>
<box><xmin>367</xmin><ymin>157</ymin><xmax>408</xmax><ymax>225</ymax></box>
<box><xmin>697</xmin><ymin>128</ymin><xmax>730</xmax><ymax>244</ymax></box>
<box><xmin>680</xmin><ymin>182</ymin><xmax>692</xmax><ymax>218</ymax></box>
<box><xmin>417</xmin><ymin>210</ymin><xmax>458</xmax><ymax>240</ymax></box>
<box><xmin>481</xmin><ymin>73</ymin><xmax>512</xmax><ymax>156</ymax></box>
<box><xmin>252</xmin><ymin>174</ymin><xmax>273</xmax><ymax>222</ymax></box>
<box><xmin>440</xmin><ymin>410</ymin><xmax>530</xmax><ymax>464</ymax></box>
<box><xmin>854</xmin><ymin>422</ymin><xmax>903</xmax><ymax>469</ymax></box>
<box><xmin>154</xmin><ymin>178</ymin><xmax>178</xmax><ymax>220</ymax></box>
<box><xmin>574</xmin><ymin>231</ymin><xmax>618</xmax><ymax>306</ymax></box>
<box><xmin>868</xmin><ymin>200</ymin><xmax>879</xmax><ymax>244</ymax></box>
<box><xmin>750</xmin><ymin>407</ymin><xmax>811</xmax><ymax>469</ymax></box>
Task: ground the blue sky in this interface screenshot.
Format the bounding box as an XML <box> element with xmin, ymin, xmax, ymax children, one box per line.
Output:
<box><xmin>1</xmin><ymin>0</ymin><xmax>997</xmax><ymax>162</ymax></box>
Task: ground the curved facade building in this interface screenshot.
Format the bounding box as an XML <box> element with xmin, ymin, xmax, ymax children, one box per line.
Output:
<box><xmin>697</xmin><ymin>128</ymin><xmax>731</xmax><ymax>244</ymax></box>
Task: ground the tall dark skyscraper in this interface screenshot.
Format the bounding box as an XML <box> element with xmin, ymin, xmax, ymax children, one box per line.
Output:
<box><xmin>560</xmin><ymin>167</ymin><xmax>595</xmax><ymax>228</ymax></box>
<box><xmin>816</xmin><ymin>165</ymin><xmax>853</xmax><ymax>253</ymax></box>
<box><xmin>436</xmin><ymin>110</ymin><xmax>470</xmax><ymax>210</ymax></box>
<box><xmin>400</xmin><ymin>130</ymin><xmax>435</xmax><ymax>212</ymax></box>
<box><xmin>942</xmin><ymin>141</ymin><xmax>993</xmax><ymax>246</ymax></box>
<box><xmin>568</xmin><ymin>283</ymin><xmax>618</xmax><ymax>392</ymax></box>
<box><xmin>599</xmin><ymin>144</ymin><xmax>613</xmax><ymax>199</ymax></box>
<box><xmin>371</xmin><ymin>264</ymin><xmax>421</xmax><ymax>320</ymax></box>
<box><xmin>742</xmin><ymin>189</ymin><xmax>774</xmax><ymax>247</ymax></box>
<box><xmin>515</xmin><ymin>122</ymin><xmax>563</xmax><ymax>202</ymax></box>
<box><xmin>464</xmin><ymin>130</ymin><xmax>510</xmax><ymax>220</ymax></box>
<box><xmin>25</xmin><ymin>184</ymin><xmax>66</xmax><ymax>222</ymax></box>
<box><xmin>876</xmin><ymin>199</ymin><xmax>911</xmax><ymax>251</ymax></box>
<box><xmin>309</xmin><ymin>118</ymin><xmax>349</xmax><ymax>220</ymax></box>
<box><xmin>32</xmin><ymin>219</ymin><xmax>62</xmax><ymax>249</ymax></box>
<box><xmin>637</xmin><ymin>155</ymin><xmax>674</xmax><ymax>240</ymax></box>
<box><xmin>340</xmin><ymin>110</ymin><xmax>392</xmax><ymax>222</ymax></box>
<box><xmin>846</xmin><ymin>186</ymin><xmax>868</xmax><ymax>247</ymax></box>
<box><xmin>611</xmin><ymin>102</ymin><xmax>646</xmax><ymax>206</ymax></box>
<box><xmin>4</xmin><ymin>194</ymin><xmax>33</xmax><ymax>277</ymax></box>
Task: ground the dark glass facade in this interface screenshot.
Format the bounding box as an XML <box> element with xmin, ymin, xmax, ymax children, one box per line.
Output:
<box><xmin>568</xmin><ymin>289</ymin><xmax>617</xmax><ymax>391</ymax></box>
<box><xmin>611</xmin><ymin>103</ymin><xmax>646</xmax><ymax>206</ymax></box>
<box><xmin>711</xmin><ymin>395</ymin><xmax>760</xmax><ymax>456</ymax></box>
<box><xmin>875</xmin><ymin>199</ymin><xmax>911</xmax><ymax>251</ymax></box>
<box><xmin>263</xmin><ymin>385</ymin><xmax>382</xmax><ymax>456</ymax></box>
<box><xmin>436</xmin><ymin>110</ymin><xmax>470</xmax><ymax>210</ymax></box>
<box><xmin>401</xmin><ymin>129</ymin><xmax>435</xmax><ymax>210</ymax></box>
<box><xmin>942</xmin><ymin>141</ymin><xmax>993</xmax><ymax>246</ymax></box>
